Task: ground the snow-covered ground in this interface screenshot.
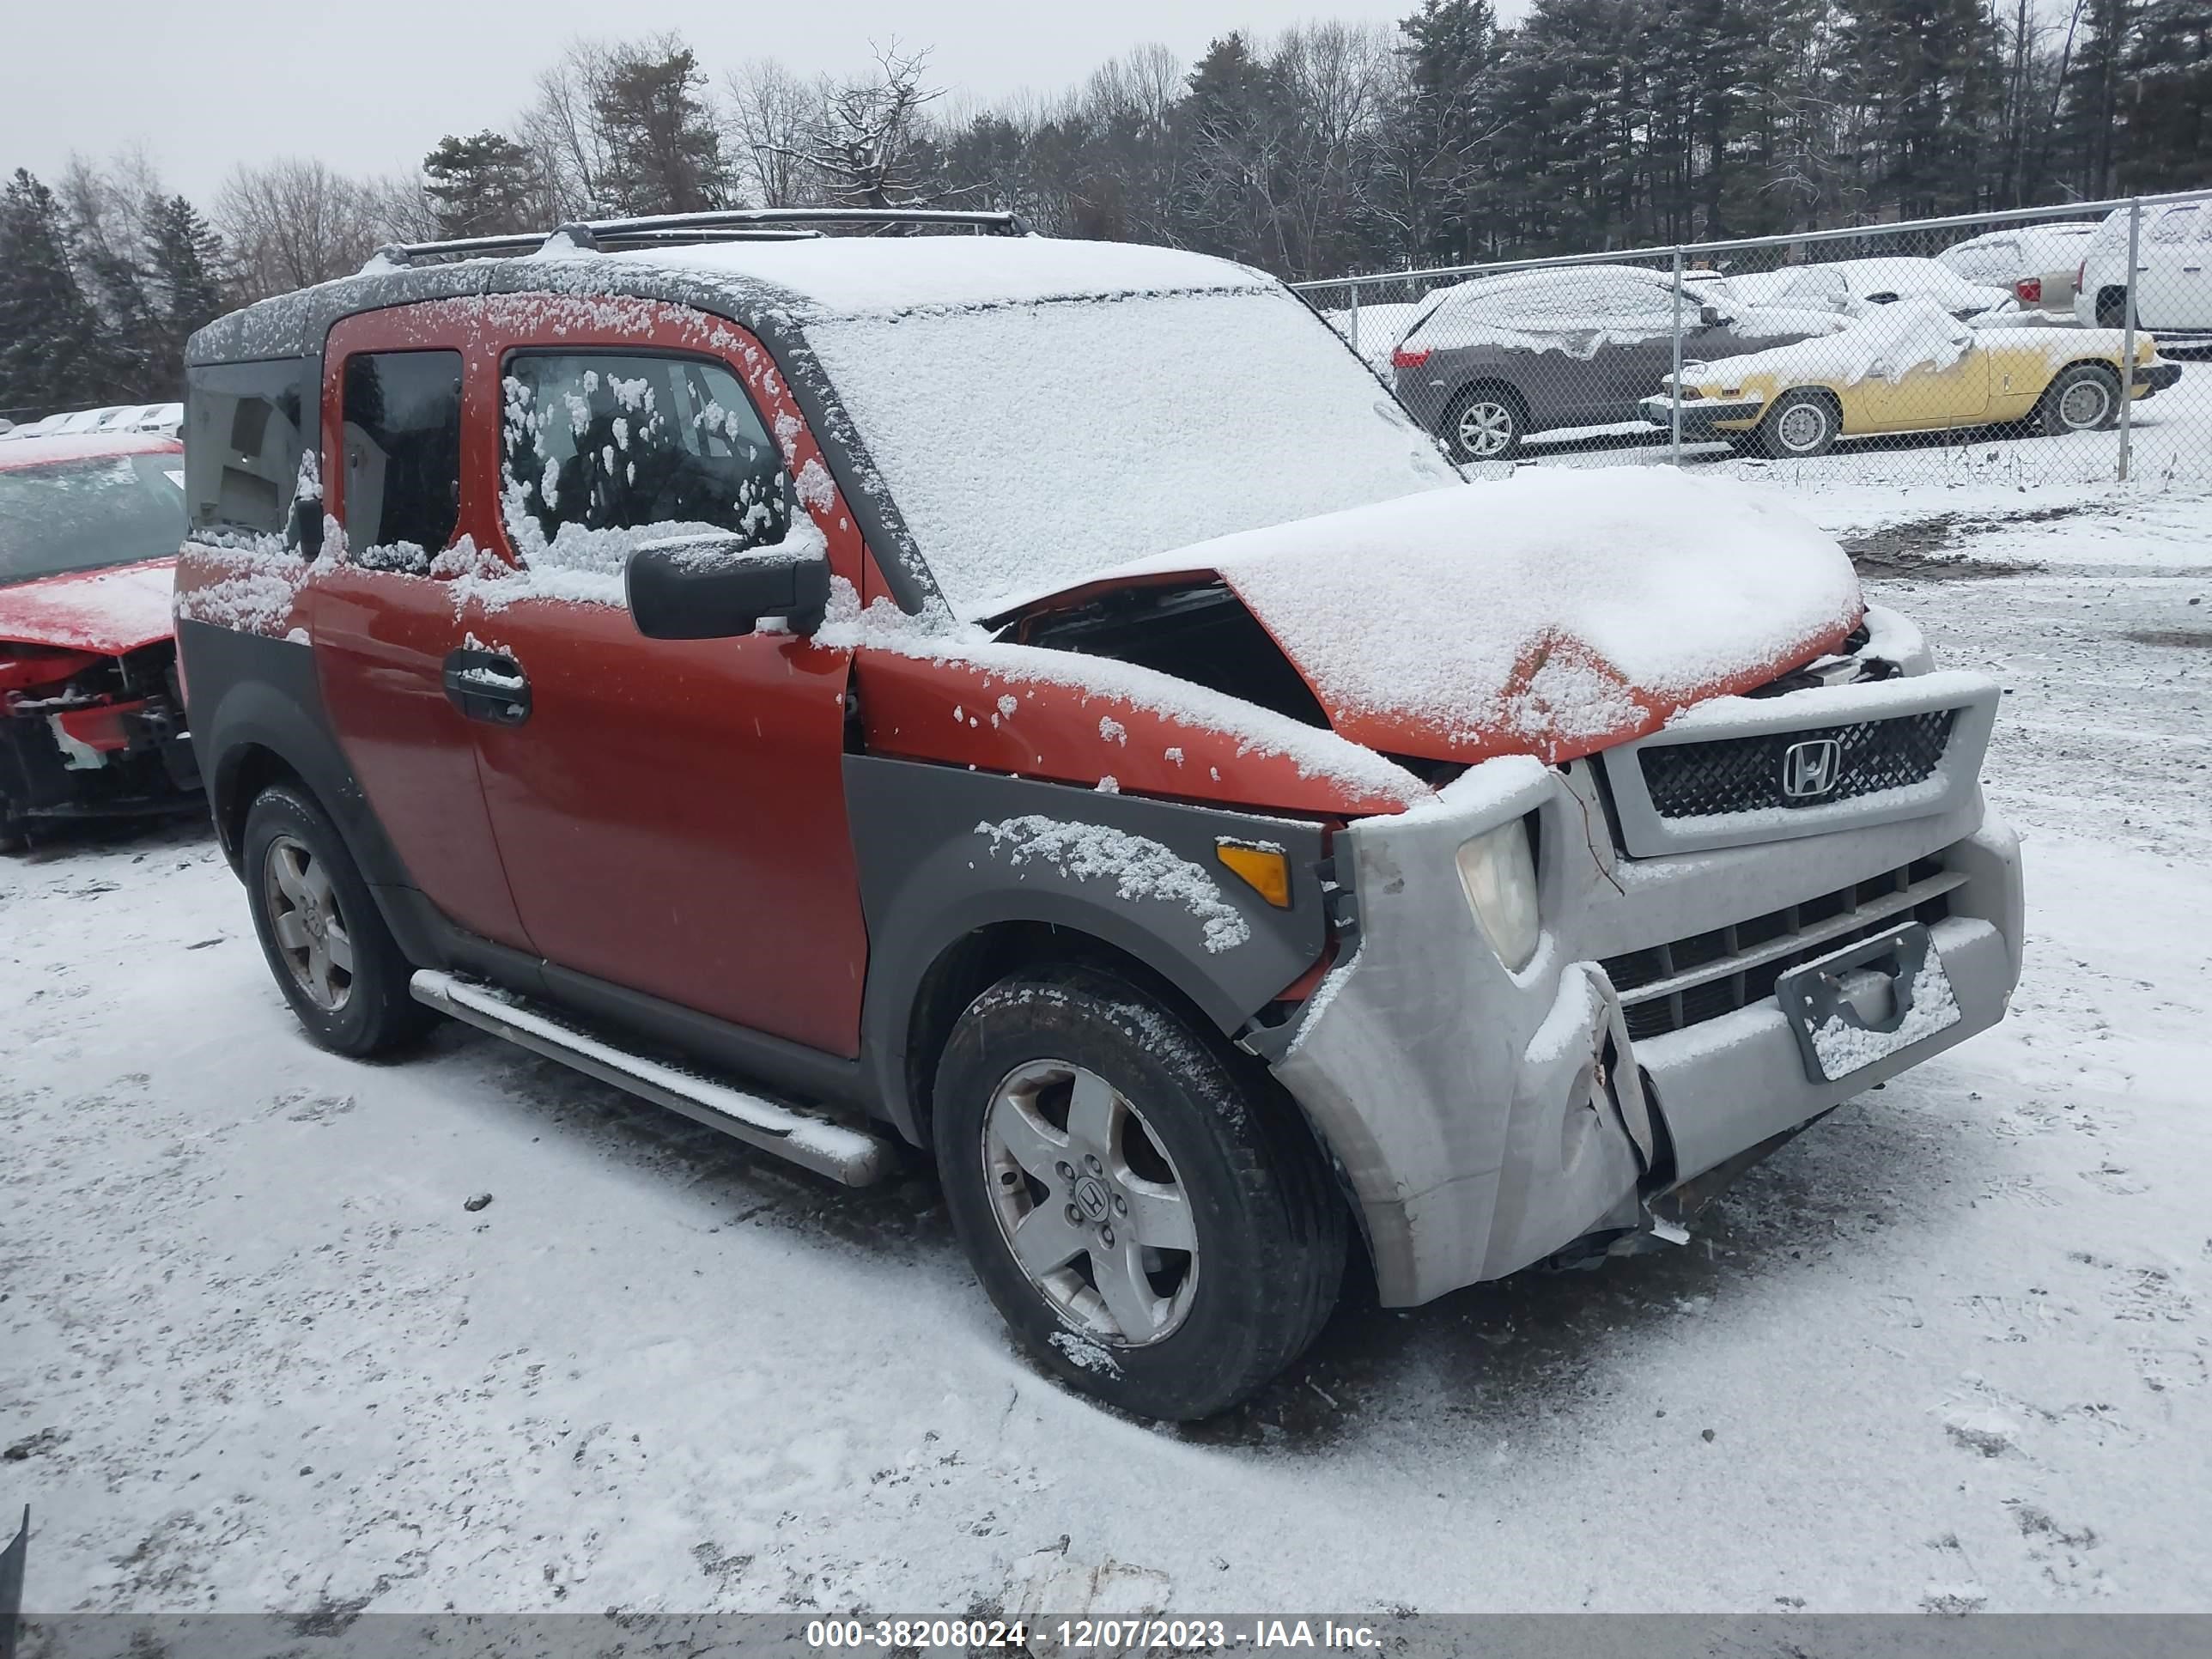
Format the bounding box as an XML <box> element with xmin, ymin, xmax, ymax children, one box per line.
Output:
<box><xmin>4</xmin><ymin>484</ymin><xmax>2211</xmax><ymax>1619</ymax></box>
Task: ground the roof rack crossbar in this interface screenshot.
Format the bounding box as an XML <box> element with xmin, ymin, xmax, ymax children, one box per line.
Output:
<box><xmin>367</xmin><ymin>206</ymin><xmax>1027</xmax><ymax>272</ymax></box>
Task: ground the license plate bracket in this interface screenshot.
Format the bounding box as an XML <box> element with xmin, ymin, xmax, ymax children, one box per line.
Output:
<box><xmin>1775</xmin><ymin>921</ymin><xmax>1960</xmax><ymax>1084</ymax></box>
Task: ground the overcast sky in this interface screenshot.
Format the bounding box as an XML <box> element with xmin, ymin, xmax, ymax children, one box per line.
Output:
<box><xmin>4</xmin><ymin>1</ymin><xmax>1499</xmax><ymax>206</ymax></box>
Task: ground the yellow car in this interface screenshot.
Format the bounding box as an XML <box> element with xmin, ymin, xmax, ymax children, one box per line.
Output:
<box><xmin>1640</xmin><ymin>296</ymin><xmax>2182</xmax><ymax>458</ymax></box>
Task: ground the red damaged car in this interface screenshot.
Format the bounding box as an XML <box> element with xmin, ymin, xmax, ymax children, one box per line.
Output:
<box><xmin>0</xmin><ymin>431</ymin><xmax>201</xmax><ymax>844</ymax></box>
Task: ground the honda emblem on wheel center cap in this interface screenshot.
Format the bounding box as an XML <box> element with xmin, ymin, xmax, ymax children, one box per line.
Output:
<box><xmin>1781</xmin><ymin>737</ymin><xmax>1844</xmax><ymax>799</ymax></box>
<box><xmin>1073</xmin><ymin>1174</ymin><xmax>1113</xmax><ymax>1224</ymax></box>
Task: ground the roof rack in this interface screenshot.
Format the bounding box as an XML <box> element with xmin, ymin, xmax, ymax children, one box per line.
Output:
<box><xmin>367</xmin><ymin>206</ymin><xmax>1029</xmax><ymax>272</ymax></box>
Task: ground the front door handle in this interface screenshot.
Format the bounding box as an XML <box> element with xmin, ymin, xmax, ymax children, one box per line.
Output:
<box><xmin>442</xmin><ymin>649</ymin><xmax>532</xmax><ymax>726</ymax></box>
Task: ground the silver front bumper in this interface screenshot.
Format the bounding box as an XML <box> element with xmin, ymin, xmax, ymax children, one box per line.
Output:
<box><xmin>1270</xmin><ymin>678</ymin><xmax>2024</xmax><ymax>1307</ymax></box>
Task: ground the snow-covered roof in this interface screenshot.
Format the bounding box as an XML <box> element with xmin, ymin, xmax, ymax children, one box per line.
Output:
<box><xmin>188</xmin><ymin>235</ymin><xmax>1274</xmax><ymax>365</ymax></box>
<box><xmin>600</xmin><ymin>236</ymin><xmax>1273</xmax><ymax>319</ymax></box>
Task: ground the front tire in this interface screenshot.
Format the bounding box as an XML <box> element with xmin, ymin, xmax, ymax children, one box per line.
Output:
<box><xmin>1755</xmin><ymin>387</ymin><xmax>1840</xmax><ymax>459</ymax></box>
<box><xmin>2038</xmin><ymin>362</ymin><xmax>2120</xmax><ymax>436</ymax></box>
<box><xmin>933</xmin><ymin>966</ymin><xmax>1346</xmax><ymax>1419</ymax></box>
<box><xmin>243</xmin><ymin>783</ymin><xmax>431</xmax><ymax>1057</ymax></box>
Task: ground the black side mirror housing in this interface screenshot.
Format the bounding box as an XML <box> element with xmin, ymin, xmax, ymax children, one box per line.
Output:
<box><xmin>627</xmin><ymin>532</ymin><xmax>831</xmax><ymax>641</ymax></box>
<box><xmin>1698</xmin><ymin>303</ymin><xmax>1723</xmax><ymax>328</ymax></box>
<box><xmin>289</xmin><ymin>494</ymin><xmax>324</xmax><ymax>559</ymax></box>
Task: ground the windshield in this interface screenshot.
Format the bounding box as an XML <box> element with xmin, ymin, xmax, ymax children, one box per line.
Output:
<box><xmin>805</xmin><ymin>287</ymin><xmax>1456</xmax><ymax>617</ymax></box>
<box><xmin>0</xmin><ymin>453</ymin><xmax>186</xmax><ymax>586</ymax></box>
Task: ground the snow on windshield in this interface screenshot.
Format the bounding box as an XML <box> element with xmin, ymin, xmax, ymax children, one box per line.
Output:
<box><xmin>805</xmin><ymin>287</ymin><xmax>1456</xmax><ymax>618</ymax></box>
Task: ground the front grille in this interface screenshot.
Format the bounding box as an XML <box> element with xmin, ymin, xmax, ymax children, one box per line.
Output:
<box><xmin>1639</xmin><ymin>710</ymin><xmax>1955</xmax><ymax>819</ymax></box>
<box><xmin>1603</xmin><ymin>855</ymin><xmax>1959</xmax><ymax>1041</ymax></box>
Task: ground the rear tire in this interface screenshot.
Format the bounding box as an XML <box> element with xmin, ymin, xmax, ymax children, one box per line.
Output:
<box><xmin>2094</xmin><ymin>288</ymin><xmax>2129</xmax><ymax>331</ymax></box>
<box><xmin>1443</xmin><ymin>385</ymin><xmax>1525</xmax><ymax>463</ymax></box>
<box><xmin>933</xmin><ymin>965</ymin><xmax>1346</xmax><ymax>1420</ymax></box>
<box><xmin>242</xmin><ymin>784</ymin><xmax>432</xmax><ymax>1057</ymax></box>
<box><xmin>1754</xmin><ymin>388</ymin><xmax>1840</xmax><ymax>459</ymax></box>
<box><xmin>2037</xmin><ymin>362</ymin><xmax>2120</xmax><ymax>436</ymax></box>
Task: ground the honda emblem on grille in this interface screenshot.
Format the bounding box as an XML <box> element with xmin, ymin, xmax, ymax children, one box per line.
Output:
<box><xmin>1781</xmin><ymin>738</ymin><xmax>1844</xmax><ymax>799</ymax></box>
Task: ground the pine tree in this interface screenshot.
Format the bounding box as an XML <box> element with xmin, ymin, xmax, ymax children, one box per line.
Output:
<box><xmin>0</xmin><ymin>169</ymin><xmax>108</xmax><ymax>415</ymax></box>
<box><xmin>422</xmin><ymin>131</ymin><xmax>541</xmax><ymax>238</ymax></box>
<box><xmin>592</xmin><ymin>41</ymin><xmax>727</xmax><ymax>214</ymax></box>
<box><xmin>2116</xmin><ymin>0</ymin><xmax>2212</xmax><ymax>189</ymax></box>
<box><xmin>1395</xmin><ymin>0</ymin><xmax>1500</xmax><ymax>263</ymax></box>
<box><xmin>145</xmin><ymin>193</ymin><xmax>227</xmax><ymax>386</ymax></box>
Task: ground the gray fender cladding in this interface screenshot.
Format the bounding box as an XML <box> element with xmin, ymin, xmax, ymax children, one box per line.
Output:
<box><xmin>843</xmin><ymin>755</ymin><xmax>1328</xmax><ymax>1129</ymax></box>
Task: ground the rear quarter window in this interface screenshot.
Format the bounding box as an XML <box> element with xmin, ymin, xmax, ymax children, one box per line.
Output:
<box><xmin>185</xmin><ymin>359</ymin><xmax>313</xmax><ymax>540</ymax></box>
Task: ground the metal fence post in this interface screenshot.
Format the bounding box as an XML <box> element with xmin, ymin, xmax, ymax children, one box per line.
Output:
<box><xmin>1348</xmin><ymin>280</ymin><xmax>1361</xmax><ymax>363</ymax></box>
<box><xmin>1668</xmin><ymin>246</ymin><xmax>1686</xmax><ymax>467</ymax></box>
<box><xmin>2118</xmin><ymin>198</ymin><xmax>2141</xmax><ymax>485</ymax></box>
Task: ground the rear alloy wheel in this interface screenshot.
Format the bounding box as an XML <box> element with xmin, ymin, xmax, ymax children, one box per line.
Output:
<box><xmin>2039</xmin><ymin>362</ymin><xmax>2120</xmax><ymax>437</ymax></box>
<box><xmin>1757</xmin><ymin>388</ymin><xmax>1840</xmax><ymax>459</ymax></box>
<box><xmin>244</xmin><ymin>784</ymin><xmax>432</xmax><ymax>1057</ymax></box>
<box><xmin>934</xmin><ymin>966</ymin><xmax>1346</xmax><ymax>1420</ymax></box>
<box><xmin>1444</xmin><ymin>387</ymin><xmax>1524</xmax><ymax>462</ymax></box>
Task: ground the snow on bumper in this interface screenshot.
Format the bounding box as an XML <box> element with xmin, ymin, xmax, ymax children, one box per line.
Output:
<box><xmin>1270</xmin><ymin>757</ymin><xmax>2023</xmax><ymax>1308</ymax></box>
<box><xmin>1638</xmin><ymin>391</ymin><xmax>1765</xmax><ymax>437</ymax></box>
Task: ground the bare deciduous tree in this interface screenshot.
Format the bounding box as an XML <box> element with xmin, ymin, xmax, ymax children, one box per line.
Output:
<box><xmin>215</xmin><ymin>158</ymin><xmax>414</xmax><ymax>300</ymax></box>
<box><xmin>774</xmin><ymin>44</ymin><xmax>945</xmax><ymax>210</ymax></box>
<box><xmin>723</xmin><ymin>58</ymin><xmax>825</xmax><ymax>207</ymax></box>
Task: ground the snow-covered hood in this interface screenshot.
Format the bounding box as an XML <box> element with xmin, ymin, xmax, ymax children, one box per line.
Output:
<box><xmin>1003</xmin><ymin>469</ymin><xmax>1863</xmax><ymax>765</ymax></box>
<box><xmin>0</xmin><ymin>558</ymin><xmax>179</xmax><ymax>656</ymax></box>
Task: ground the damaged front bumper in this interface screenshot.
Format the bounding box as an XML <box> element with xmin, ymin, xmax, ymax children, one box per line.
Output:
<box><xmin>1269</xmin><ymin>641</ymin><xmax>2023</xmax><ymax>1306</ymax></box>
<box><xmin>0</xmin><ymin>691</ymin><xmax>201</xmax><ymax>825</ymax></box>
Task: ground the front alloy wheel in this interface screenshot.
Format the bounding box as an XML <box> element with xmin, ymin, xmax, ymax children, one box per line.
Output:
<box><xmin>1759</xmin><ymin>388</ymin><xmax>1839</xmax><ymax>459</ymax></box>
<box><xmin>933</xmin><ymin>966</ymin><xmax>1346</xmax><ymax>1419</ymax></box>
<box><xmin>983</xmin><ymin>1059</ymin><xmax>1199</xmax><ymax>1346</ymax></box>
<box><xmin>2039</xmin><ymin>363</ymin><xmax>2119</xmax><ymax>436</ymax></box>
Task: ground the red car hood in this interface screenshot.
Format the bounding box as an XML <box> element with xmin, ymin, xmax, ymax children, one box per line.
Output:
<box><xmin>0</xmin><ymin>558</ymin><xmax>179</xmax><ymax>656</ymax></box>
<box><xmin>1002</xmin><ymin>470</ymin><xmax>1865</xmax><ymax>765</ymax></box>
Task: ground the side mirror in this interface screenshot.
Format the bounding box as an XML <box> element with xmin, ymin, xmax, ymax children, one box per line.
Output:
<box><xmin>626</xmin><ymin>532</ymin><xmax>830</xmax><ymax>641</ymax></box>
<box><xmin>1698</xmin><ymin>303</ymin><xmax>1723</xmax><ymax>328</ymax></box>
<box><xmin>288</xmin><ymin>494</ymin><xmax>324</xmax><ymax>560</ymax></box>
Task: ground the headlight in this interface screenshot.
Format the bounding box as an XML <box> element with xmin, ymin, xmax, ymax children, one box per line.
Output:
<box><xmin>1455</xmin><ymin>818</ymin><xmax>1540</xmax><ymax>971</ymax></box>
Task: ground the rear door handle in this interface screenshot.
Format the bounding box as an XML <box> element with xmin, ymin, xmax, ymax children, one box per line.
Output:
<box><xmin>442</xmin><ymin>648</ymin><xmax>532</xmax><ymax>726</ymax></box>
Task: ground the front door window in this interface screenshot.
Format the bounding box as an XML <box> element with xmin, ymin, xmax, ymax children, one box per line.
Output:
<box><xmin>498</xmin><ymin>352</ymin><xmax>793</xmax><ymax>564</ymax></box>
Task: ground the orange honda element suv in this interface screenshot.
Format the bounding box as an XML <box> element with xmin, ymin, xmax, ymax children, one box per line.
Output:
<box><xmin>176</xmin><ymin>210</ymin><xmax>2023</xmax><ymax>1419</ymax></box>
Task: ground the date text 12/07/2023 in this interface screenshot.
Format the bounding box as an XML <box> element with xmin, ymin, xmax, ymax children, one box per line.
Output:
<box><xmin>804</xmin><ymin>1617</ymin><xmax>1383</xmax><ymax>1650</ymax></box>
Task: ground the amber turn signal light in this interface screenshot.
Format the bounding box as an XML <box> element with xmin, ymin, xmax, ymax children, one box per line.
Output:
<box><xmin>1215</xmin><ymin>839</ymin><xmax>1292</xmax><ymax>908</ymax></box>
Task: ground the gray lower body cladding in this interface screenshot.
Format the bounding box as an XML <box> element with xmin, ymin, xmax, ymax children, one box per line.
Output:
<box><xmin>1271</xmin><ymin>757</ymin><xmax>2023</xmax><ymax>1308</ymax></box>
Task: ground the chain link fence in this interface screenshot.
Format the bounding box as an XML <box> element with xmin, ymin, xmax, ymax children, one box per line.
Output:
<box><xmin>1296</xmin><ymin>191</ymin><xmax>2212</xmax><ymax>503</ymax></box>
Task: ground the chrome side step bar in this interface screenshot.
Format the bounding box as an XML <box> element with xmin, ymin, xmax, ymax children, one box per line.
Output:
<box><xmin>410</xmin><ymin>969</ymin><xmax>896</xmax><ymax>1187</ymax></box>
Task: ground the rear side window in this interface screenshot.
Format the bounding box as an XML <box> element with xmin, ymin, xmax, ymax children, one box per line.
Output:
<box><xmin>499</xmin><ymin>353</ymin><xmax>792</xmax><ymax>556</ymax></box>
<box><xmin>342</xmin><ymin>350</ymin><xmax>463</xmax><ymax>570</ymax></box>
<box><xmin>185</xmin><ymin>359</ymin><xmax>310</xmax><ymax>539</ymax></box>
<box><xmin>2148</xmin><ymin>205</ymin><xmax>2200</xmax><ymax>245</ymax></box>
